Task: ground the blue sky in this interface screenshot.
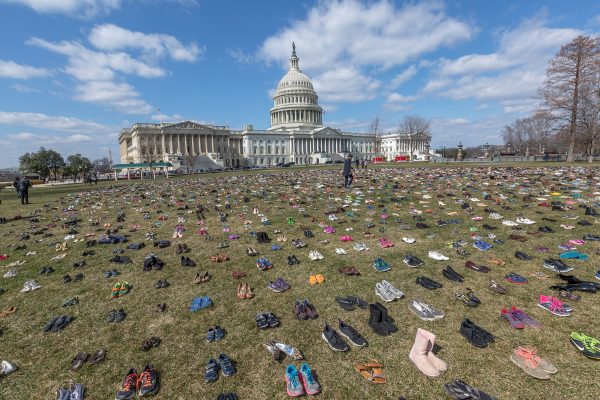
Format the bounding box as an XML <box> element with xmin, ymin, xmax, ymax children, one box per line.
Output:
<box><xmin>1</xmin><ymin>0</ymin><xmax>599</xmax><ymax>167</ymax></box>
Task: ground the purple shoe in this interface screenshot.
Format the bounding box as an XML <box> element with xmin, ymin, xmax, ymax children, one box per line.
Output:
<box><xmin>511</xmin><ymin>306</ymin><xmax>541</xmax><ymax>329</ymax></box>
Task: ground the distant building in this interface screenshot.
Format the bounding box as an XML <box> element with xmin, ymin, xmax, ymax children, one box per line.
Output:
<box><xmin>118</xmin><ymin>44</ymin><xmax>431</xmax><ymax>168</ymax></box>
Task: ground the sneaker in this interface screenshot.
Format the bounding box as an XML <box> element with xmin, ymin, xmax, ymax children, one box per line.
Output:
<box><xmin>338</xmin><ymin>320</ymin><xmax>367</xmax><ymax>347</ymax></box>
<box><xmin>321</xmin><ymin>323</ymin><xmax>349</xmax><ymax>352</ymax></box>
<box><xmin>570</xmin><ymin>332</ymin><xmax>600</xmax><ymax>359</ymax></box>
<box><xmin>510</xmin><ymin>347</ymin><xmax>550</xmax><ymax>379</ymax></box>
<box><xmin>0</xmin><ymin>360</ymin><xmax>17</xmax><ymax>375</ymax></box>
<box><xmin>285</xmin><ymin>365</ymin><xmax>305</xmax><ymax>397</ymax></box>
<box><xmin>403</xmin><ymin>254</ymin><xmax>423</xmax><ymax>267</ymax></box>
<box><xmin>381</xmin><ymin>280</ymin><xmax>404</xmax><ymax>299</ymax></box>
<box><xmin>218</xmin><ymin>354</ymin><xmax>236</xmax><ymax>377</ymax></box>
<box><xmin>428</xmin><ymin>251</ymin><xmax>449</xmax><ymax>261</ymax></box>
<box><xmin>375</xmin><ymin>282</ymin><xmax>396</xmax><ymax>302</ymax></box>
<box><xmin>204</xmin><ymin>358</ymin><xmax>219</xmax><ymax>382</ymax></box>
<box><xmin>538</xmin><ymin>296</ymin><xmax>571</xmax><ymax>317</ymax></box>
<box><xmin>3</xmin><ymin>268</ymin><xmax>17</xmax><ymax>278</ymax></box>
<box><xmin>407</xmin><ymin>299</ymin><xmax>436</xmax><ymax>321</ymax></box>
<box><xmin>137</xmin><ymin>364</ymin><xmax>159</xmax><ymax>397</ymax></box>
<box><xmin>299</xmin><ymin>363</ymin><xmax>321</xmax><ymax>395</ymax></box>
<box><xmin>69</xmin><ymin>383</ymin><xmax>85</xmax><ymax>400</ymax></box>
<box><xmin>402</xmin><ymin>237</ymin><xmax>416</xmax><ymax>244</ymax></box>
<box><xmin>115</xmin><ymin>368</ymin><xmax>139</xmax><ymax>400</ymax></box>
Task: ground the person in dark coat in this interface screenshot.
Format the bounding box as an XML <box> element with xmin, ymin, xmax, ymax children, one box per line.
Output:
<box><xmin>18</xmin><ymin>177</ymin><xmax>31</xmax><ymax>205</ymax></box>
<box><xmin>13</xmin><ymin>177</ymin><xmax>20</xmax><ymax>197</ymax></box>
<box><xmin>343</xmin><ymin>154</ymin><xmax>354</xmax><ymax>188</ymax></box>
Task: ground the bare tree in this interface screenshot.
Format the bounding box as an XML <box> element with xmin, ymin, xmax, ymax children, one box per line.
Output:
<box><xmin>398</xmin><ymin>115</ymin><xmax>432</xmax><ymax>157</ymax></box>
<box><xmin>539</xmin><ymin>35</ymin><xmax>600</xmax><ymax>161</ymax></box>
<box><xmin>184</xmin><ymin>154</ymin><xmax>197</xmax><ymax>173</ymax></box>
<box><xmin>368</xmin><ymin>117</ymin><xmax>383</xmax><ymax>154</ymax></box>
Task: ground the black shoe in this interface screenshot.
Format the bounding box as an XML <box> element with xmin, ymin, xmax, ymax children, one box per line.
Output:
<box><xmin>321</xmin><ymin>323</ymin><xmax>349</xmax><ymax>351</ymax></box>
<box><xmin>482</xmin><ymin>224</ymin><xmax>497</xmax><ymax>230</ymax></box>
<box><xmin>338</xmin><ymin>319</ymin><xmax>367</xmax><ymax>347</ymax></box>
<box><xmin>538</xmin><ymin>226</ymin><xmax>554</xmax><ymax>233</ymax></box>
<box><xmin>255</xmin><ymin>313</ymin><xmax>269</xmax><ymax>330</ymax></box>
<box><xmin>368</xmin><ymin>303</ymin><xmax>389</xmax><ymax>336</ymax></box>
<box><xmin>583</xmin><ymin>234</ymin><xmax>600</xmax><ymax>241</ymax></box>
<box><xmin>416</xmin><ymin>276</ymin><xmax>443</xmax><ymax>289</ymax></box>
<box><xmin>442</xmin><ymin>266</ymin><xmax>464</xmax><ymax>282</ymax></box>
<box><xmin>459</xmin><ymin>319</ymin><xmax>494</xmax><ymax>348</ymax></box>
<box><xmin>137</xmin><ymin>364</ymin><xmax>159</xmax><ymax>396</ymax></box>
<box><xmin>335</xmin><ymin>296</ymin><xmax>356</xmax><ymax>311</ymax></box>
<box><xmin>585</xmin><ymin>207</ymin><xmax>599</xmax><ymax>217</ymax></box>
<box><xmin>374</xmin><ymin>302</ymin><xmax>397</xmax><ymax>333</ymax></box>
<box><xmin>578</xmin><ymin>220</ymin><xmax>592</xmax><ymax>226</ymax></box>
<box><xmin>403</xmin><ymin>254</ymin><xmax>423</xmax><ymax>267</ymax></box>
<box><xmin>514</xmin><ymin>251</ymin><xmax>532</xmax><ymax>260</ymax></box>
<box><xmin>63</xmin><ymin>275</ymin><xmax>72</xmax><ymax>284</ymax></box>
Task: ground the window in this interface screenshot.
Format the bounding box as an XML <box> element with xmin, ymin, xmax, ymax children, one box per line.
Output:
<box><xmin>253</xmin><ymin>146</ymin><xmax>257</xmax><ymax>154</ymax></box>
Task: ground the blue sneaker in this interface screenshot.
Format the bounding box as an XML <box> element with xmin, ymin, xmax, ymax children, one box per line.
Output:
<box><xmin>373</xmin><ymin>258</ymin><xmax>391</xmax><ymax>272</ymax></box>
<box><xmin>299</xmin><ymin>363</ymin><xmax>321</xmax><ymax>395</ymax></box>
<box><xmin>473</xmin><ymin>240</ymin><xmax>492</xmax><ymax>251</ymax></box>
<box><xmin>285</xmin><ymin>365</ymin><xmax>305</xmax><ymax>397</ymax></box>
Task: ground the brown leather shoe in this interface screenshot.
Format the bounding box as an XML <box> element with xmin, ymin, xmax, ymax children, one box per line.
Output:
<box><xmin>465</xmin><ymin>261</ymin><xmax>490</xmax><ymax>273</ymax></box>
<box><xmin>488</xmin><ymin>280</ymin><xmax>508</xmax><ymax>294</ymax></box>
<box><xmin>509</xmin><ymin>234</ymin><xmax>528</xmax><ymax>242</ymax></box>
<box><xmin>232</xmin><ymin>271</ymin><xmax>247</xmax><ymax>279</ymax></box>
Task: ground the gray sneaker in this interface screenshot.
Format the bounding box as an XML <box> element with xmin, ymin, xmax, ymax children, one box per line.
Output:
<box><xmin>69</xmin><ymin>383</ymin><xmax>85</xmax><ymax>400</ymax></box>
<box><xmin>55</xmin><ymin>387</ymin><xmax>71</xmax><ymax>400</ymax></box>
<box><xmin>408</xmin><ymin>299</ymin><xmax>436</xmax><ymax>321</ymax></box>
<box><xmin>417</xmin><ymin>299</ymin><xmax>445</xmax><ymax>319</ymax></box>
<box><xmin>375</xmin><ymin>283</ymin><xmax>396</xmax><ymax>302</ymax></box>
<box><xmin>0</xmin><ymin>360</ymin><xmax>17</xmax><ymax>375</ymax></box>
<box><xmin>381</xmin><ymin>280</ymin><xmax>404</xmax><ymax>299</ymax></box>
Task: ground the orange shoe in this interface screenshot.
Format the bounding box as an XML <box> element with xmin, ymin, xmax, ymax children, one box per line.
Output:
<box><xmin>309</xmin><ymin>275</ymin><xmax>318</xmax><ymax>285</ymax></box>
<box><xmin>316</xmin><ymin>274</ymin><xmax>325</xmax><ymax>284</ymax></box>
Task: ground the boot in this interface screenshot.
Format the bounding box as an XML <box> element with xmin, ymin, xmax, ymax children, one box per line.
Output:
<box><xmin>418</xmin><ymin>328</ymin><xmax>447</xmax><ymax>372</ymax></box>
<box><xmin>368</xmin><ymin>304</ymin><xmax>389</xmax><ymax>336</ymax></box>
<box><xmin>409</xmin><ymin>329</ymin><xmax>441</xmax><ymax>377</ymax></box>
<box><xmin>375</xmin><ymin>302</ymin><xmax>397</xmax><ymax>333</ymax></box>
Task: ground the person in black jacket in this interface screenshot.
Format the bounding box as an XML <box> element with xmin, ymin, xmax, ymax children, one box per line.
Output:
<box><xmin>13</xmin><ymin>177</ymin><xmax>20</xmax><ymax>197</ymax></box>
<box><xmin>18</xmin><ymin>177</ymin><xmax>31</xmax><ymax>205</ymax></box>
<box><xmin>342</xmin><ymin>154</ymin><xmax>354</xmax><ymax>188</ymax></box>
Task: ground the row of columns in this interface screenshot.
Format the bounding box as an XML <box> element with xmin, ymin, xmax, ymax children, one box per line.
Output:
<box><xmin>136</xmin><ymin>133</ymin><xmax>243</xmax><ymax>158</ymax></box>
<box><xmin>290</xmin><ymin>137</ymin><xmax>350</xmax><ymax>154</ymax></box>
<box><xmin>271</xmin><ymin>109</ymin><xmax>322</xmax><ymax>126</ymax></box>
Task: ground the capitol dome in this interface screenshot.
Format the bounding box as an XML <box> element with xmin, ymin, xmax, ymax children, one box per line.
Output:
<box><xmin>269</xmin><ymin>43</ymin><xmax>323</xmax><ymax>130</ymax></box>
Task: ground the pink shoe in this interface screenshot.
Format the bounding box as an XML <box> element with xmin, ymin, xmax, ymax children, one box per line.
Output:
<box><xmin>569</xmin><ymin>239</ymin><xmax>585</xmax><ymax>246</ymax></box>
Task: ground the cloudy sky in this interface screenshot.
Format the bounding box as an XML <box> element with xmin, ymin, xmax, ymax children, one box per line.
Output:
<box><xmin>0</xmin><ymin>0</ymin><xmax>599</xmax><ymax>167</ymax></box>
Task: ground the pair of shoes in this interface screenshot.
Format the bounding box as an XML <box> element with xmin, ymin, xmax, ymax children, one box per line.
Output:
<box><xmin>443</xmin><ymin>379</ymin><xmax>497</xmax><ymax>400</ymax></box>
<box><xmin>1</xmin><ymin>360</ymin><xmax>17</xmax><ymax>376</ymax></box>
<box><xmin>106</xmin><ymin>309</ymin><xmax>126</xmax><ymax>323</ymax></box>
<box><xmin>454</xmin><ymin>288</ymin><xmax>480</xmax><ymax>307</ymax></box>
<box><xmin>216</xmin><ymin>392</ymin><xmax>238</xmax><ymax>400</ymax></box>
<box><xmin>489</xmin><ymin>280</ymin><xmax>508</xmax><ymax>294</ymax></box>
<box><xmin>154</xmin><ymin>280</ymin><xmax>169</xmax><ymax>289</ymax></box>
<box><xmin>502</xmin><ymin>306</ymin><xmax>541</xmax><ymax>329</ymax></box>
<box><xmin>511</xmin><ymin>346</ymin><xmax>557</xmax><ymax>379</ymax></box>
<box><xmin>72</xmin><ymin>349</ymin><xmax>105</xmax><ymax>370</ymax></box>
<box><xmin>180</xmin><ymin>256</ymin><xmax>196</xmax><ymax>267</ymax></box>
<box><xmin>355</xmin><ymin>360</ymin><xmax>385</xmax><ymax>383</ymax></box>
<box><xmin>104</xmin><ymin>269</ymin><xmax>120</xmax><ymax>278</ymax></box>
<box><xmin>303</xmin><ymin>230</ymin><xmax>314</xmax><ymax>238</ymax></box>
<box><xmin>246</xmin><ymin>246</ymin><xmax>258</xmax><ymax>256</ymax></box>
<box><xmin>308</xmin><ymin>250</ymin><xmax>323</xmax><ymax>260</ymax></box>
<box><xmin>38</xmin><ymin>266</ymin><xmax>55</xmax><ymax>274</ymax></box>
<box><xmin>43</xmin><ymin>315</ymin><xmax>73</xmax><ymax>333</ymax></box>
<box><xmin>338</xmin><ymin>266</ymin><xmax>360</xmax><ymax>275</ymax></box>
<box><xmin>559</xmin><ymin>250</ymin><xmax>588</xmax><ymax>260</ymax></box>
<box><xmin>236</xmin><ymin>283</ymin><xmax>254</xmax><ymax>299</ymax></box>
<box><xmin>505</xmin><ymin>272</ymin><xmax>528</xmax><ymax>284</ymax></box>
<box><xmin>378</xmin><ymin>237</ymin><xmax>394</xmax><ymax>248</ymax></box>
<box><xmin>231</xmin><ymin>271</ymin><xmax>246</xmax><ymax>279</ymax></box>
<box><xmin>464</xmin><ymin>260</ymin><xmax>490</xmax><ymax>273</ymax></box>
<box><xmin>189</xmin><ymin>296</ymin><xmax>212</xmax><ymax>312</ymax></box>
<box><xmin>543</xmin><ymin>258</ymin><xmax>574</xmax><ymax>272</ymax></box>
<box><xmin>353</xmin><ymin>242</ymin><xmax>368</xmax><ymax>251</ymax></box>
<box><xmin>285</xmin><ymin>363</ymin><xmax>321</xmax><ymax>397</ymax></box>
<box><xmin>372</xmin><ymin>258</ymin><xmax>391</xmax><ymax>272</ymax></box>
<box><xmin>309</xmin><ymin>274</ymin><xmax>325</xmax><ymax>285</ymax></box>
<box><xmin>335</xmin><ymin>247</ymin><xmax>347</xmax><ymax>254</ymax></box>
<box><xmin>256</xmin><ymin>257</ymin><xmax>272</xmax><ymax>270</ymax></box>
<box><xmin>460</xmin><ymin>319</ymin><xmax>495</xmax><ymax>348</ymax></box>
<box><xmin>538</xmin><ymin>294</ymin><xmax>571</xmax><ymax>316</ymax></box>
<box><xmin>207</xmin><ymin>326</ymin><xmax>225</xmax><ymax>342</ymax></box>
<box><xmin>141</xmin><ymin>336</ymin><xmax>161</xmax><ymax>351</ymax></box>
<box><xmin>0</xmin><ymin>306</ymin><xmax>17</xmax><ymax>317</ymax></box>
<box><xmin>111</xmin><ymin>282</ymin><xmax>130</xmax><ymax>298</ymax></box>
<box><xmin>115</xmin><ymin>365</ymin><xmax>159</xmax><ymax>398</ymax></box>
<box><xmin>194</xmin><ymin>271</ymin><xmax>210</xmax><ymax>284</ymax></box>
<box><xmin>204</xmin><ymin>355</ymin><xmax>235</xmax><ymax>382</ymax></box>
<box><xmin>335</xmin><ymin>295</ymin><xmax>368</xmax><ymax>310</ymax></box>
<box><xmin>408</xmin><ymin>299</ymin><xmax>444</xmax><ymax>321</ymax></box>
<box><xmin>515</xmin><ymin>251</ymin><xmax>532</xmax><ymax>260</ymax></box>
<box><xmin>175</xmin><ymin>243</ymin><xmax>190</xmax><ymax>254</ymax></box>
<box><xmin>409</xmin><ymin>328</ymin><xmax>447</xmax><ymax>377</ymax></box>
<box><xmin>321</xmin><ymin>322</ymin><xmax>352</xmax><ymax>351</ymax></box>
<box><xmin>20</xmin><ymin>279</ymin><xmax>42</xmax><ymax>292</ymax></box>
<box><xmin>294</xmin><ymin>299</ymin><xmax>318</xmax><ymax>320</ymax></box>
<box><xmin>375</xmin><ymin>280</ymin><xmax>403</xmax><ymax>302</ymax></box>
<box><xmin>442</xmin><ymin>266</ymin><xmax>464</xmax><ymax>282</ymax></box>
<box><xmin>256</xmin><ymin>312</ymin><xmax>280</xmax><ymax>329</ymax></box>
<box><xmin>291</xmin><ymin>239</ymin><xmax>306</xmax><ymax>248</ymax></box>
<box><xmin>416</xmin><ymin>276</ymin><xmax>443</xmax><ymax>289</ymax></box>
<box><xmin>61</xmin><ymin>297</ymin><xmax>79</xmax><ymax>308</ymax></box>
<box><xmin>277</xmin><ymin>235</ymin><xmax>288</xmax><ymax>242</ymax></box>
<box><xmin>570</xmin><ymin>332</ymin><xmax>600</xmax><ymax>359</ymax></box>
<box><xmin>403</xmin><ymin>254</ymin><xmax>423</xmax><ymax>267</ymax></box>
<box><xmin>267</xmin><ymin>277</ymin><xmax>290</xmax><ymax>292</ymax></box>
<box><xmin>287</xmin><ymin>255</ymin><xmax>300</xmax><ymax>265</ymax></box>
<box><xmin>368</xmin><ymin>302</ymin><xmax>397</xmax><ymax>336</ymax></box>
<box><xmin>210</xmin><ymin>253</ymin><xmax>229</xmax><ymax>263</ymax></box>
<box><xmin>428</xmin><ymin>251</ymin><xmax>449</xmax><ymax>261</ymax></box>
<box><xmin>154</xmin><ymin>303</ymin><xmax>166</xmax><ymax>312</ymax></box>
<box><xmin>56</xmin><ymin>383</ymin><xmax>85</xmax><ymax>400</ymax></box>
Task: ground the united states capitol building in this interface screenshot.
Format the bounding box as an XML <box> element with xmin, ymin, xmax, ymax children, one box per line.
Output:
<box><xmin>118</xmin><ymin>45</ymin><xmax>431</xmax><ymax>169</ymax></box>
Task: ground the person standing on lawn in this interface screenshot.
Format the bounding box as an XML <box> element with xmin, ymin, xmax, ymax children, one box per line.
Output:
<box><xmin>343</xmin><ymin>154</ymin><xmax>354</xmax><ymax>188</ymax></box>
<box><xmin>18</xmin><ymin>177</ymin><xmax>31</xmax><ymax>205</ymax></box>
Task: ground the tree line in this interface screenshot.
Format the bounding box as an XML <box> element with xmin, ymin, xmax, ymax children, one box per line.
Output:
<box><xmin>503</xmin><ymin>35</ymin><xmax>600</xmax><ymax>162</ymax></box>
<box><xmin>19</xmin><ymin>147</ymin><xmax>113</xmax><ymax>180</ymax></box>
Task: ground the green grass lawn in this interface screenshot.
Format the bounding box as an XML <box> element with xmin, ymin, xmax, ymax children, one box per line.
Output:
<box><xmin>1</xmin><ymin>164</ymin><xmax>599</xmax><ymax>399</ymax></box>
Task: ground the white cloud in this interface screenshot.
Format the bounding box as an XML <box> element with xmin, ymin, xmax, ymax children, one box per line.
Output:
<box><xmin>10</xmin><ymin>83</ymin><xmax>41</xmax><ymax>93</ymax></box>
<box><xmin>227</xmin><ymin>49</ymin><xmax>253</xmax><ymax>64</ymax></box>
<box><xmin>89</xmin><ymin>24</ymin><xmax>203</xmax><ymax>62</ymax></box>
<box><xmin>0</xmin><ymin>111</ymin><xmax>114</xmax><ymax>133</ymax></box>
<box><xmin>390</xmin><ymin>65</ymin><xmax>418</xmax><ymax>88</ymax></box>
<box><xmin>312</xmin><ymin>67</ymin><xmax>380</xmax><ymax>102</ymax></box>
<box><xmin>151</xmin><ymin>113</ymin><xmax>184</xmax><ymax>122</ymax></box>
<box><xmin>257</xmin><ymin>0</ymin><xmax>474</xmax><ymax>103</ymax></box>
<box><xmin>424</xmin><ymin>15</ymin><xmax>581</xmax><ymax>111</ymax></box>
<box><xmin>11</xmin><ymin>131</ymin><xmax>95</xmax><ymax>143</ymax></box>
<box><xmin>0</xmin><ymin>59</ymin><xmax>50</xmax><ymax>79</ymax></box>
<box><xmin>384</xmin><ymin>92</ymin><xmax>418</xmax><ymax>111</ymax></box>
<box><xmin>3</xmin><ymin>0</ymin><xmax>121</xmax><ymax>18</ymax></box>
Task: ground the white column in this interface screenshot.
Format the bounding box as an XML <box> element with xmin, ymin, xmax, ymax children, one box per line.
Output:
<box><xmin>161</xmin><ymin>134</ymin><xmax>165</xmax><ymax>156</ymax></box>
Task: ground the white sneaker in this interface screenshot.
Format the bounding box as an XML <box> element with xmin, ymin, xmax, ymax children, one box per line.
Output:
<box><xmin>516</xmin><ymin>217</ymin><xmax>535</xmax><ymax>224</ymax></box>
<box><xmin>428</xmin><ymin>251</ymin><xmax>449</xmax><ymax>261</ymax></box>
<box><xmin>335</xmin><ymin>248</ymin><xmax>347</xmax><ymax>255</ymax></box>
<box><xmin>381</xmin><ymin>280</ymin><xmax>404</xmax><ymax>299</ymax></box>
<box><xmin>375</xmin><ymin>283</ymin><xmax>396</xmax><ymax>302</ymax></box>
<box><xmin>402</xmin><ymin>237</ymin><xmax>416</xmax><ymax>244</ymax></box>
<box><xmin>0</xmin><ymin>360</ymin><xmax>17</xmax><ymax>375</ymax></box>
<box><xmin>502</xmin><ymin>220</ymin><xmax>518</xmax><ymax>226</ymax></box>
<box><xmin>3</xmin><ymin>268</ymin><xmax>18</xmax><ymax>278</ymax></box>
<box><xmin>489</xmin><ymin>213</ymin><xmax>502</xmax><ymax>219</ymax></box>
<box><xmin>20</xmin><ymin>280</ymin><xmax>32</xmax><ymax>293</ymax></box>
<box><xmin>438</xmin><ymin>201</ymin><xmax>446</xmax><ymax>206</ymax></box>
<box><xmin>29</xmin><ymin>280</ymin><xmax>42</xmax><ymax>291</ymax></box>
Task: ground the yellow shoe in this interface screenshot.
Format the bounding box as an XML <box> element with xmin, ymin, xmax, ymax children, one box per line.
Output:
<box><xmin>309</xmin><ymin>275</ymin><xmax>317</xmax><ymax>285</ymax></box>
<box><xmin>316</xmin><ymin>274</ymin><xmax>325</xmax><ymax>284</ymax></box>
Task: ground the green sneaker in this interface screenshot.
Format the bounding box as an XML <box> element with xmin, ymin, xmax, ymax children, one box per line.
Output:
<box><xmin>111</xmin><ymin>283</ymin><xmax>122</xmax><ymax>299</ymax></box>
<box><xmin>119</xmin><ymin>282</ymin><xmax>130</xmax><ymax>296</ymax></box>
<box><xmin>570</xmin><ymin>332</ymin><xmax>600</xmax><ymax>359</ymax></box>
